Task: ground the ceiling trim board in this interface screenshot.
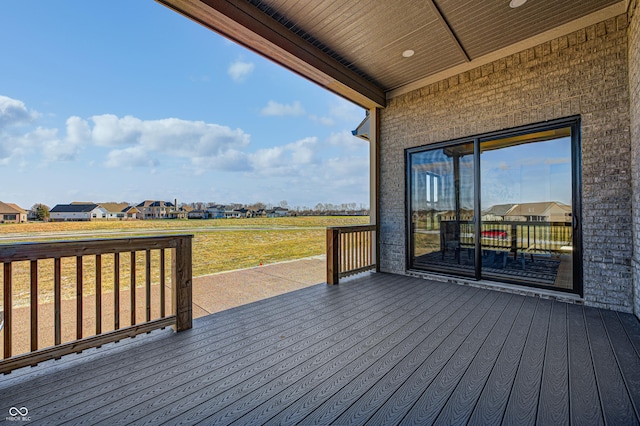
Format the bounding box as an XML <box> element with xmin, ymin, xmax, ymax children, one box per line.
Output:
<box><xmin>427</xmin><ymin>0</ymin><xmax>471</xmax><ymax>62</ymax></box>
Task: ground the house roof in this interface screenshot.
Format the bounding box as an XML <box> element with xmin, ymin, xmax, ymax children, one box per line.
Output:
<box><xmin>483</xmin><ymin>204</ymin><xmax>518</xmax><ymax>217</ymax></box>
<box><xmin>136</xmin><ymin>200</ymin><xmax>175</xmax><ymax>208</ymax></box>
<box><xmin>50</xmin><ymin>204</ymin><xmax>101</xmax><ymax>213</ymax></box>
<box><xmin>505</xmin><ymin>201</ymin><xmax>571</xmax><ymax>217</ymax></box>
<box><xmin>98</xmin><ymin>202</ymin><xmax>130</xmax><ymax>213</ymax></box>
<box><xmin>0</xmin><ymin>202</ymin><xmax>25</xmax><ymax>215</ymax></box>
<box><xmin>157</xmin><ymin>0</ymin><xmax>626</xmax><ymax>108</ymax></box>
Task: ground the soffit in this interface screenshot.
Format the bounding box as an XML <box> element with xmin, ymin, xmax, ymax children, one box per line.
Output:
<box><xmin>158</xmin><ymin>0</ymin><xmax>626</xmax><ymax>108</ymax></box>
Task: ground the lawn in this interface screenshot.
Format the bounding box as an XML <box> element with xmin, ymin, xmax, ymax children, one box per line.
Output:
<box><xmin>0</xmin><ymin>216</ymin><xmax>369</xmax><ymax>307</ymax></box>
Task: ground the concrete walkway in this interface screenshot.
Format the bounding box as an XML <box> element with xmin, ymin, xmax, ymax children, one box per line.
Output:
<box><xmin>2</xmin><ymin>256</ymin><xmax>327</xmax><ymax>356</ymax></box>
<box><xmin>191</xmin><ymin>255</ymin><xmax>326</xmax><ymax>317</ymax></box>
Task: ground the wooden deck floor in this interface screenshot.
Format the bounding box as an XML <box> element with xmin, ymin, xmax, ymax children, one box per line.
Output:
<box><xmin>1</xmin><ymin>273</ymin><xmax>640</xmax><ymax>425</ymax></box>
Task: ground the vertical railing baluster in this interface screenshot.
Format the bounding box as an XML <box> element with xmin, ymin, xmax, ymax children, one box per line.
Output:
<box><xmin>359</xmin><ymin>231</ymin><xmax>363</xmax><ymax>269</ymax></box>
<box><xmin>130</xmin><ymin>251</ymin><xmax>136</xmax><ymax>326</ymax></box>
<box><xmin>339</xmin><ymin>232</ymin><xmax>344</xmax><ymax>274</ymax></box>
<box><xmin>160</xmin><ymin>249</ymin><xmax>166</xmax><ymax>318</ymax></box>
<box><xmin>4</xmin><ymin>262</ymin><xmax>12</xmax><ymax>358</ymax></box>
<box><xmin>95</xmin><ymin>254</ymin><xmax>102</xmax><ymax>335</ymax></box>
<box><xmin>146</xmin><ymin>249</ymin><xmax>151</xmax><ymax>322</ymax></box>
<box><xmin>76</xmin><ymin>256</ymin><xmax>83</xmax><ymax>340</ymax></box>
<box><xmin>348</xmin><ymin>232</ymin><xmax>353</xmax><ymax>272</ymax></box>
<box><xmin>356</xmin><ymin>231</ymin><xmax>360</xmax><ymax>269</ymax></box>
<box><xmin>30</xmin><ymin>260</ymin><xmax>38</xmax><ymax>352</ymax></box>
<box><xmin>360</xmin><ymin>231</ymin><xmax>365</xmax><ymax>267</ymax></box>
<box><xmin>114</xmin><ymin>252</ymin><xmax>120</xmax><ymax>330</ymax></box>
<box><xmin>54</xmin><ymin>258</ymin><xmax>62</xmax><ymax>346</ymax></box>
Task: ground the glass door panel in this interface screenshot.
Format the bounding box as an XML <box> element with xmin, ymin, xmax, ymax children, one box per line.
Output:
<box><xmin>480</xmin><ymin>128</ymin><xmax>574</xmax><ymax>290</ymax></box>
<box><xmin>410</xmin><ymin>143</ymin><xmax>475</xmax><ymax>277</ymax></box>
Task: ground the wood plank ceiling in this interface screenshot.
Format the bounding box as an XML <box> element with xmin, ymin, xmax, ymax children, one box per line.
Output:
<box><xmin>157</xmin><ymin>0</ymin><xmax>626</xmax><ymax>108</ymax></box>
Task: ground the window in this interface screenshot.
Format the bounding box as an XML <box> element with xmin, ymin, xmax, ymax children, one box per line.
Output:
<box><xmin>407</xmin><ymin>117</ymin><xmax>581</xmax><ymax>294</ymax></box>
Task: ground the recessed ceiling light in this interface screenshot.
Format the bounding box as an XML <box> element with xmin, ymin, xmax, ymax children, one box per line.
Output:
<box><xmin>509</xmin><ymin>0</ymin><xmax>527</xmax><ymax>8</ymax></box>
<box><xmin>402</xmin><ymin>49</ymin><xmax>415</xmax><ymax>58</ymax></box>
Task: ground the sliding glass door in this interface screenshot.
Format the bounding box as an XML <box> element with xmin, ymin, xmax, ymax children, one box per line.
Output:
<box><xmin>409</xmin><ymin>142</ymin><xmax>476</xmax><ymax>277</ymax></box>
<box><xmin>407</xmin><ymin>118</ymin><xmax>581</xmax><ymax>294</ymax></box>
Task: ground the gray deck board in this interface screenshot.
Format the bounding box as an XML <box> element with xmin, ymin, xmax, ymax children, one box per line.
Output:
<box><xmin>428</xmin><ymin>295</ymin><xmax>528</xmax><ymax>425</ymax></box>
<box><xmin>1</xmin><ymin>272</ymin><xmax>640</xmax><ymax>425</ymax></box>
<box><xmin>328</xmin><ymin>290</ymin><xmax>504</xmax><ymax>425</ymax></box>
<box><xmin>394</xmin><ymin>293</ymin><xmax>521</xmax><ymax>425</ymax></box>
<box><xmin>585</xmin><ymin>307</ymin><xmax>638</xmax><ymax>425</ymax></box>
<box><xmin>501</xmin><ymin>298</ymin><xmax>551</xmax><ymax>426</ymax></box>
<box><xmin>537</xmin><ymin>301</ymin><xmax>569</xmax><ymax>424</ymax></box>
<box><xmin>38</xmin><ymin>274</ymin><xmax>407</xmax><ymax>424</ymax></box>
<box><xmin>567</xmin><ymin>303</ymin><xmax>604</xmax><ymax>425</ymax></box>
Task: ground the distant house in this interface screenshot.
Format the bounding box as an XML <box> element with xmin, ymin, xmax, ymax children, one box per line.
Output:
<box><xmin>99</xmin><ymin>202</ymin><xmax>132</xmax><ymax>220</ymax></box>
<box><xmin>266</xmin><ymin>207</ymin><xmax>289</xmax><ymax>218</ymax></box>
<box><xmin>136</xmin><ymin>200</ymin><xmax>175</xmax><ymax>220</ymax></box>
<box><xmin>188</xmin><ymin>209</ymin><xmax>206</xmax><ymax>219</ymax></box>
<box><xmin>50</xmin><ymin>204</ymin><xmax>107</xmax><ymax>221</ymax></box>
<box><xmin>481</xmin><ymin>204</ymin><xmax>517</xmax><ymax>221</ymax></box>
<box><xmin>206</xmin><ymin>205</ymin><xmax>226</xmax><ymax>219</ymax></box>
<box><xmin>122</xmin><ymin>205</ymin><xmax>141</xmax><ymax>220</ymax></box>
<box><xmin>505</xmin><ymin>201</ymin><xmax>572</xmax><ymax>223</ymax></box>
<box><xmin>225</xmin><ymin>208</ymin><xmax>248</xmax><ymax>219</ymax></box>
<box><xmin>0</xmin><ymin>202</ymin><xmax>27</xmax><ymax>223</ymax></box>
<box><xmin>167</xmin><ymin>204</ymin><xmax>191</xmax><ymax>219</ymax></box>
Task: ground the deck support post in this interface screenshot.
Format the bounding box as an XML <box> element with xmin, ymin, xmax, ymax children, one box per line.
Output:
<box><xmin>173</xmin><ymin>236</ymin><xmax>193</xmax><ymax>331</ymax></box>
<box><xmin>327</xmin><ymin>228</ymin><xmax>340</xmax><ymax>285</ymax></box>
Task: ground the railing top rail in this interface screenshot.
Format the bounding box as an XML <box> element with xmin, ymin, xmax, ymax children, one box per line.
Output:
<box><xmin>441</xmin><ymin>220</ymin><xmax>571</xmax><ymax>227</ymax></box>
<box><xmin>327</xmin><ymin>224</ymin><xmax>376</xmax><ymax>233</ymax></box>
<box><xmin>0</xmin><ymin>234</ymin><xmax>194</xmax><ymax>263</ymax></box>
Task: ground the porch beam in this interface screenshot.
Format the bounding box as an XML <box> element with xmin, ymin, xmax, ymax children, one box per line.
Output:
<box><xmin>156</xmin><ymin>0</ymin><xmax>386</xmax><ymax>109</ymax></box>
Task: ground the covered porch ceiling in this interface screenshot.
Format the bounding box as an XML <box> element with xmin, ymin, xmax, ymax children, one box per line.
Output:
<box><xmin>157</xmin><ymin>0</ymin><xmax>629</xmax><ymax>109</ymax></box>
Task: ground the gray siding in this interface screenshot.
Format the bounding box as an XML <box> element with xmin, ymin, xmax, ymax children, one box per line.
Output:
<box><xmin>380</xmin><ymin>13</ymin><xmax>633</xmax><ymax>312</ymax></box>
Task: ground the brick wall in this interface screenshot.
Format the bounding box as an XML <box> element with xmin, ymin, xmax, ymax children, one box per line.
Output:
<box><xmin>629</xmin><ymin>0</ymin><xmax>640</xmax><ymax>318</ymax></box>
<box><xmin>379</xmin><ymin>14</ymin><xmax>633</xmax><ymax>312</ymax></box>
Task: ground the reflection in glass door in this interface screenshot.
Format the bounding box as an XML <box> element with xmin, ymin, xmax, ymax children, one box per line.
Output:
<box><xmin>480</xmin><ymin>129</ymin><xmax>574</xmax><ymax>289</ymax></box>
<box><xmin>408</xmin><ymin>119</ymin><xmax>580</xmax><ymax>293</ymax></box>
<box><xmin>409</xmin><ymin>142</ymin><xmax>476</xmax><ymax>277</ymax></box>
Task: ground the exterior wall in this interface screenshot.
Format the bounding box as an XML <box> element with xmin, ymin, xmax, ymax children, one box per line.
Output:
<box><xmin>380</xmin><ymin>15</ymin><xmax>633</xmax><ymax>311</ymax></box>
<box><xmin>50</xmin><ymin>212</ymin><xmax>91</xmax><ymax>221</ymax></box>
<box><xmin>629</xmin><ymin>0</ymin><xmax>640</xmax><ymax>318</ymax></box>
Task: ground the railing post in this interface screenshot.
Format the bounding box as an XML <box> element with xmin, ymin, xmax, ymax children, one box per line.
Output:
<box><xmin>327</xmin><ymin>228</ymin><xmax>340</xmax><ymax>285</ymax></box>
<box><xmin>172</xmin><ymin>236</ymin><xmax>193</xmax><ymax>331</ymax></box>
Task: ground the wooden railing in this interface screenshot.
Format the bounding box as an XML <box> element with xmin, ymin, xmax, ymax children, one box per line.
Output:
<box><xmin>0</xmin><ymin>235</ymin><xmax>193</xmax><ymax>374</ymax></box>
<box><xmin>327</xmin><ymin>225</ymin><xmax>376</xmax><ymax>284</ymax></box>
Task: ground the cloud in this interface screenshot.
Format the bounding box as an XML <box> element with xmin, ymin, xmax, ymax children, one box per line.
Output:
<box><xmin>105</xmin><ymin>146</ymin><xmax>158</xmax><ymax>168</ymax></box>
<box><xmin>0</xmin><ymin>95</ymin><xmax>39</xmax><ymax>129</ymax></box>
<box><xmin>85</xmin><ymin>114</ymin><xmax>252</xmax><ymax>170</ymax></box>
<box><xmin>0</xmin><ymin>119</ymin><xmax>84</xmax><ymax>165</ymax></box>
<box><xmin>91</xmin><ymin>114</ymin><xmax>143</xmax><ymax>147</ymax></box>
<box><xmin>260</xmin><ymin>100</ymin><xmax>305</xmax><ymax>117</ymax></box>
<box><xmin>328</xmin><ymin>99</ymin><xmax>364</xmax><ymax>123</ymax></box>
<box><xmin>250</xmin><ymin>137</ymin><xmax>317</xmax><ymax>175</ymax></box>
<box><xmin>309</xmin><ymin>114</ymin><xmax>335</xmax><ymax>127</ymax></box>
<box><xmin>228</xmin><ymin>60</ymin><xmax>255</xmax><ymax>82</ymax></box>
<box><xmin>327</xmin><ymin>130</ymin><xmax>368</xmax><ymax>151</ymax></box>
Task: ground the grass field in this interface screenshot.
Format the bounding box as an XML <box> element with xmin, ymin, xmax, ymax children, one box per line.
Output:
<box><xmin>1</xmin><ymin>216</ymin><xmax>369</xmax><ymax>307</ymax></box>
